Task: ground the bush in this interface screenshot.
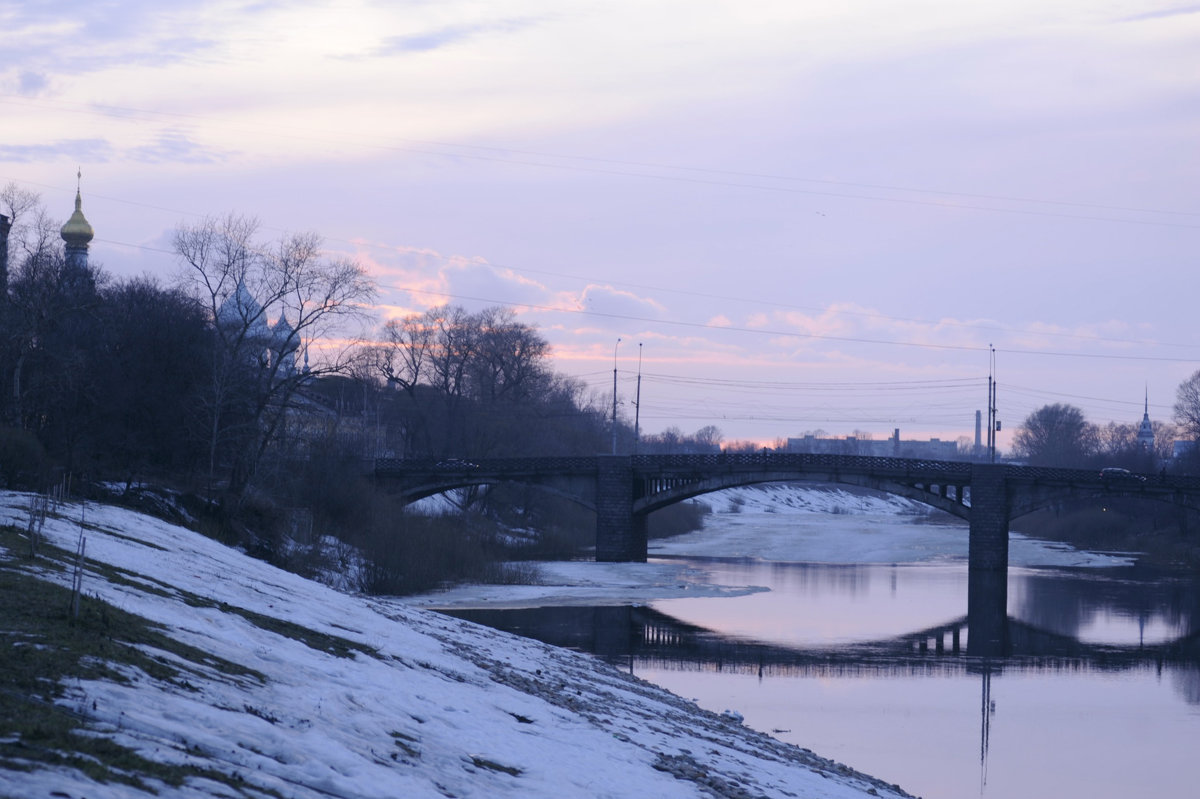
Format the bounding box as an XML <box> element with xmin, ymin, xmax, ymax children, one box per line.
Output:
<box><xmin>647</xmin><ymin>500</ymin><xmax>711</xmax><ymax>540</ymax></box>
<box><xmin>0</xmin><ymin>427</ymin><xmax>52</xmax><ymax>489</ymax></box>
<box><xmin>1016</xmin><ymin>499</ymin><xmax>1200</xmax><ymax>570</ymax></box>
<box><xmin>358</xmin><ymin>513</ymin><xmax>493</xmax><ymax>595</ymax></box>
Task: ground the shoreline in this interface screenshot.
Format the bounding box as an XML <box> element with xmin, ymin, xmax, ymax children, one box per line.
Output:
<box><xmin>0</xmin><ymin>490</ymin><xmax>917</xmax><ymax>799</ymax></box>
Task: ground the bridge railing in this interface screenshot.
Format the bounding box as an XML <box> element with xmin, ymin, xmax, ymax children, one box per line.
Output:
<box><xmin>375</xmin><ymin>453</ymin><xmax>1200</xmax><ymax>492</ymax></box>
<box><xmin>632</xmin><ymin>452</ymin><xmax>975</xmax><ymax>480</ymax></box>
<box><xmin>376</xmin><ymin>452</ymin><xmax>980</xmax><ymax>480</ymax></box>
<box><xmin>375</xmin><ymin>456</ymin><xmax>601</xmax><ymax>476</ymax></box>
<box><xmin>1006</xmin><ymin>464</ymin><xmax>1200</xmax><ymax>491</ymax></box>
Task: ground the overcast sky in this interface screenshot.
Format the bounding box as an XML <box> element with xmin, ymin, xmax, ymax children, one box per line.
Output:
<box><xmin>3</xmin><ymin>0</ymin><xmax>1198</xmax><ymax>449</ymax></box>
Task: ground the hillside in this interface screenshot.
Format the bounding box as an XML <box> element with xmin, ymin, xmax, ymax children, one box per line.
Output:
<box><xmin>0</xmin><ymin>491</ymin><xmax>913</xmax><ymax>799</ymax></box>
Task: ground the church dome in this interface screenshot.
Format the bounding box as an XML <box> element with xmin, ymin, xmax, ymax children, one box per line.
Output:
<box><xmin>272</xmin><ymin>313</ymin><xmax>299</xmax><ymax>353</ymax></box>
<box><xmin>217</xmin><ymin>281</ymin><xmax>269</xmax><ymax>341</ymax></box>
<box><xmin>60</xmin><ymin>189</ymin><xmax>94</xmax><ymax>246</ymax></box>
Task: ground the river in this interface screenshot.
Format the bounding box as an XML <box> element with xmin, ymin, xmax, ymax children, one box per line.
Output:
<box><xmin>437</xmin><ymin>485</ymin><xmax>1200</xmax><ymax>799</ymax></box>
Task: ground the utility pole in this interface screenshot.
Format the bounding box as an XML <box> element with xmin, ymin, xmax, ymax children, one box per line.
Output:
<box><xmin>611</xmin><ymin>337</ymin><xmax>621</xmax><ymax>455</ymax></box>
<box><xmin>987</xmin><ymin>346</ymin><xmax>998</xmax><ymax>463</ymax></box>
<box><xmin>634</xmin><ymin>343</ymin><xmax>643</xmax><ymax>454</ymax></box>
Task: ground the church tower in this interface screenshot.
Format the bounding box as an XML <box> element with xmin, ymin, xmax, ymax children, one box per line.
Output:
<box><xmin>271</xmin><ymin>313</ymin><xmax>299</xmax><ymax>378</ymax></box>
<box><xmin>60</xmin><ymin>171</ymin><xmax>94</xmax><ymax>272</ymax></box>
<box><xmin>0</xmin><ymin>210</ymin><xmax>10</xmax><ymax>299</ymax></box>
<box><xmin>1136</xmin><ymin>387</ymin><xmax>1155</xmax><ymax>451</ymax></box>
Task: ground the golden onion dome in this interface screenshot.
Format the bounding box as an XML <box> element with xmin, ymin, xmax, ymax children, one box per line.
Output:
<box><xmin>60</xmin><ymin>189</ymin><xmax>94</xmax><ymax>246</ymax></box>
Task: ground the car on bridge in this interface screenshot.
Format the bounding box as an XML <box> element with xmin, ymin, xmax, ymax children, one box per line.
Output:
<box><xmin>1100</xmin><ymin>467</ymin><xmax>1146</xmax><ymax>483</ymax></box>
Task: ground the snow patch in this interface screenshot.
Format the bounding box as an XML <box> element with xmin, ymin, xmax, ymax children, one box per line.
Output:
<box><xmin>0</xmin><ymin>491</ymin><xmax>912</xmax><ymax>799</ymax></box>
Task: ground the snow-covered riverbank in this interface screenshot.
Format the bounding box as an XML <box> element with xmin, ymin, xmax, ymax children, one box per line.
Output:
<box><xmin>0</xmin><ymin>491</ymin><xmax>913</xmax><ymax>799</ymax></box>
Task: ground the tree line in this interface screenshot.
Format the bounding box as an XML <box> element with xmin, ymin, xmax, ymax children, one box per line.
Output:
<box><xmin>0</xmin><ymin>186</ymin><xmax>627</xmax><ymax>486</ymax></box>
<box><xmin>1011</xmin><ymin>388</ymin><xmax>1200</xmax><ymax>472</ymax></box>
<box><xmin>0</xmin><ymin>185</ymin><xmax>715</xmax><ymax>590</ymax></box>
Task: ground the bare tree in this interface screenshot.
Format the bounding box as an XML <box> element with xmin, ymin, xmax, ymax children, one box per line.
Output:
<box><xmin>1151</xmin><ymin>420</ymin><xmax>1178</xmax><ymax>463</ymax></box>
<box><xmin>378</xmin><ymin>312</ymin><xmax>434</xmax><ymax>395</ymax></box>
<box><xmin>1012</xmin><ymin>403</ymin><xmax>1097</xmax><ymax>467</ymax></box>
<box><xmin>469</xmin><ymin>306</ymin><xmax>549</xmax><ymax>403</ymax></box>
<box><xmin>372</xmin><ymin>304</ymin><xmax>600</xmax><ymax>457</ymax></box>
<box><xmin>1096</xmin><ymin>421</ymin><xmax>1136</xmax><ymax>457</ymax></box>
<box><xmin>693</xmin><ymin>425</ymin><xmax>724</xmax><ymax>452</ymax></box>
<box><xmin>1174</xmin><ymin>370</ymin><xmax>1200</xmax><ymax>442</ymax></box>
<box><xmin>174</xmin><ymin>214</ymin><xmax>376</xmax><ymax>498</ymax></box>
<box><xmin>0</xmin><ymin>183</ymin><xmax>58</xmax><ymax>290</ymax></box>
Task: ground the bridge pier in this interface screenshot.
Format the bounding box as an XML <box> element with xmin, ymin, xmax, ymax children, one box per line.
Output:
<box><xmin>967</xmin><ymin>464</ymin><xmax>1010</xmax><ymax>656</ymax></box>
<box><xmin>595</xmin><ymin>456</ymin><xmax>647</xmax><ymax>562</ymax></box>
<box><xmin>968</xmin><ymin>464</ymin><xmax>1010</xmax><ymax>572</ymax></box>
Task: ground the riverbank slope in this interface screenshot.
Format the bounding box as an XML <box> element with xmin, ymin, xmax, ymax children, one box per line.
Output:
<box><xmin>0</xmin><ymin>491</ymin><xmax>913</xmax><ymax>799</ymax></box>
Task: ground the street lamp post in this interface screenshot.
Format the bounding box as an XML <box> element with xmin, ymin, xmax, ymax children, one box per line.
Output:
<box><xmin>611</xmin><ymin>338</ymin><xmax>621</xmax><ymax>455</ymax></box>
<box><xmin>633</xmin><ymin>343</ymin><xmax>643</xmax><ymax>454</ymax></box>
<box><xmin>987</xmin><ymin>346</ymin><xmax>999</xmax><ymax>463</ymax></box>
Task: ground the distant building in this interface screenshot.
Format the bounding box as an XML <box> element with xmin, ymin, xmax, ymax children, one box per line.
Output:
<box><xmin>1136</xmin><ymin>388</ymin><xmax>1155</xmax><ymax>451</ymax></box>
<box><xmin>786</xmin><ymin>429</ymin><xmax>959</xmax><ymax>460</ymax></box>
<box><xmin>0</xmin><ymin>210</ymin><xmax>10</xmax><ymax>297</ymax></box>
<box><xmin>215</xmin><ymin>281</ymin><xmax>301</xmax><ymax>377</ymax></box>
<box><xmin>60</xmin><ymin>186</ymin><xmax>93</xmax><ymax>271</ymax></box>
<box><xmin>58</xmin><ymin>172</ymin><xmax>96</xmax><ymax>296</ymax></box>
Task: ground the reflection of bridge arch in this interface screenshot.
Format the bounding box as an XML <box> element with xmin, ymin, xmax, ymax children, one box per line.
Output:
<box><xmin>448</xmin><ymin>603</ymin><xmax>1200</xmax><ymax>680</ymax></box>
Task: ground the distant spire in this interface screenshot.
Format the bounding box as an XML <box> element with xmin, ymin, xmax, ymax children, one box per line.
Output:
<box><xmin>1137</xmin><ymin>384</ymin><xmax>1155</xmax><ymax>451</ymax></box>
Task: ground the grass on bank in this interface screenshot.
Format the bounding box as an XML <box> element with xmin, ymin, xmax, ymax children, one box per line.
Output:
<box><xmin>0</xmin><ymin>523</ymin><xmax>286</xmax><ymax>796</ymax></box>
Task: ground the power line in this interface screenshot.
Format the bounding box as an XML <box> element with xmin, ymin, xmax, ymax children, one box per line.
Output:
<box><xmin>7</xmin><ymin>173</ymin><xmax>1199</xmax><ymax>355</ymax></box>
<box><xmin>3</xmin><ymin>176</ymin><xmax>1188</xmax><ymax>428</ymax></box>
<box><xmin>53</xmin><ymin>231</ymin><xmax>1200</xmax><ymax>367</ymax></box>
<box><xmin>4</xmin><ymin>94</ymin><xmax>1199</xmax><ymax>229</ymax></box>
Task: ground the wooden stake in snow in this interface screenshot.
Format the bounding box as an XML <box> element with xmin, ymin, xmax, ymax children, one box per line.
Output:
<box><xmin>71</xmin><ymin>504</ymin><xmax>87</xmax><ymax>622</ymax></box>
<box><xmin>26</xmin><ymin>492</ymin><xmax>48</xmax><ymax>559</ymax></box>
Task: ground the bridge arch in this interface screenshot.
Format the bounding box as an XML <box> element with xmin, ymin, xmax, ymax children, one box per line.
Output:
<box><xmin>387</xmin><ymin>477</ymin><xmax>598</xmax><ymax>512</ymax></box>
<box><xmin>633</xmin><ymin>471</ymin><xmax>971</xmax><ymax>521</ymax></box>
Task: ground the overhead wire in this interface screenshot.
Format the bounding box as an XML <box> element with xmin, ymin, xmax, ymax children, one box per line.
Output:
<box><xmin>25</xmin><ymin>220</ymin><xmax>1191</xmax><ymax>427</ymax></box>
<box><xmin>5</xmin><ymin>97</ymin><xmax>1193</xmax><ymax>431</ymax></box>
<box><xmin>4</xmin><ymin>93</ymin><xmax>1200</xmax><ymax>229</ymax></box>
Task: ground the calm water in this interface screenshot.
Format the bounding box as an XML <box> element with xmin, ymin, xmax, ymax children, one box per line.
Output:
<box><xmin>447</xmin><ymin>557</ymin><xmax>1200</xmax><ymax>799</ymax></box>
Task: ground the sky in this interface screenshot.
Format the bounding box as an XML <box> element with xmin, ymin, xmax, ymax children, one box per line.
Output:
<box><xmin>2</xmin><ymin>0</ymin><xmax>1199</xmax><ymax>450</ymax></box>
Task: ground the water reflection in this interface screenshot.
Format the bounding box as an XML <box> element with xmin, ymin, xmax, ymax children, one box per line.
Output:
<box><xmin>447</xmin><ymin>592</ymin><xmax>1199</xmax><ymax>686</ymax></box>
<box><xmin>442</xmin><ymin>560</ymin><xmax>1200</xmax><ymax>799</ymax></box>
<box><xmin>980</xmin><ymin>666</ymin><xmax>994</xmax><ymax>793</ymax></box>
<box><xmin>1012</xmin><ymin>564</ymin><xmax>1200</xmax><ymax>644</ymax></box>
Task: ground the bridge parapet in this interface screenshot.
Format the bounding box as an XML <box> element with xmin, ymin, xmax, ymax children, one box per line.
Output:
<box><xmin>375</xmin><ymin>456</ymin><xmax>601</xmax><ymax>476</ymax></box>
<box><xmin>1004</xmin><ymin>464</ymin><xmax>1200</xmax><ymax>490</ymax></box>
<box><xmin>631</xmin><ymin>452</ymin><xmax>974</xmax><ymax>480</ymax></box>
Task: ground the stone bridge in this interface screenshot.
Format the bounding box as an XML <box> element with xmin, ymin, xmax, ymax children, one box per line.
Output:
<box><xmin>375</xmin><ymin>453</ymin><xmax>1200</xmax><ymax>571</ymax></box>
